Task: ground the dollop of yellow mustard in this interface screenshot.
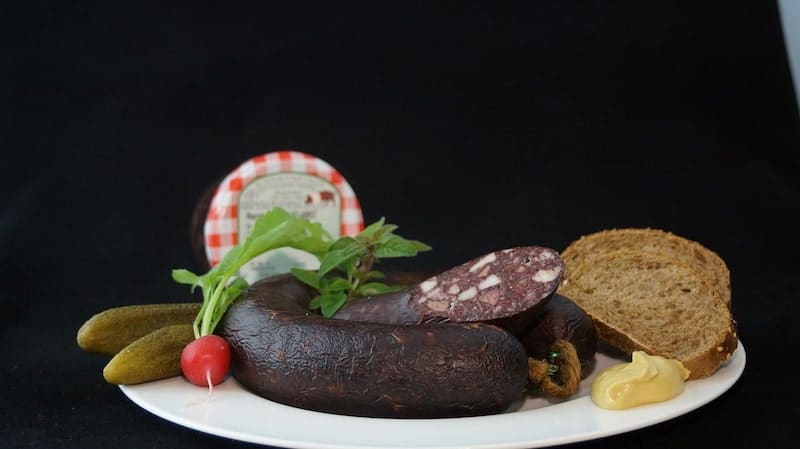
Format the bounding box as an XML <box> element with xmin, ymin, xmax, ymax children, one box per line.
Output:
<box><xmin>591</xmin><ymin>351</ymin><xmax>690</xmax><ymax>410</ymax></box>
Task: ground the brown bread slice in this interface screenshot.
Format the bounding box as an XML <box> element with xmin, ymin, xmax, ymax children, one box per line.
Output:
<box><xmin>558</xmin><ymin>249</ymin><xmax>737</xmax><ymax>379</ymax></box>
<box><xmin>560</xmin><ymin>228</ymin><xmax>731</xmax><ymax>306</ymax></box>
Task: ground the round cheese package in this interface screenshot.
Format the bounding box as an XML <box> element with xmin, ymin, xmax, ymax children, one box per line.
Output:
<box><xmin>199</xmin><ymin>151</ymin><xmax>364</xmax><ymax>283</ymax></box>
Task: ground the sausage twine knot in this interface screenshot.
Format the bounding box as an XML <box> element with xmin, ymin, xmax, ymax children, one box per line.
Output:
<box><xmin>527</xmin><ymin>339</ymin><xmax>581</xmax><ymax>399</ymax></box>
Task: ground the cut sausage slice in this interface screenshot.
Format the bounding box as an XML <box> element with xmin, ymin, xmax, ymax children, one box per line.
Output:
<box><xmin>335</xmin><ymin>246</ymin><xmax>564</xmax><ymax>324</ymax></box>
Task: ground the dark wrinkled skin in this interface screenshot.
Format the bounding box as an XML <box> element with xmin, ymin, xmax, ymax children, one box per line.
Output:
<box><xmin>217</xmin><ymin>274</ymin><xmax>529</xmax><ymax>418</ymax></box>
<box><xmin>334</xmin><ymin>290</ymin><xmax>424</xmax><ymax>324</ymax></box>
<box><xmin>513</xmin><ymin>294</ymin><xmax>597</xmax><ymax>378</ymax></box>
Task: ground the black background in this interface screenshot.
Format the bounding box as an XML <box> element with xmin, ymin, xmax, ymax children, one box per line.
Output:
<box><xmin>3</xmin><ymin>1</ymin><xmax>799</xmax><ymax>448</ymax></box>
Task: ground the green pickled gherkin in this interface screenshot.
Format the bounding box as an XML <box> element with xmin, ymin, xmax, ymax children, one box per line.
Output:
<box><xmin>77</xmin><ymin>303</ymin><xmax>201</xmax><ymax>356</ymax></box>
<box><xmin>103</xmin><ymin>324</ymin><xmax>195</xmax><ymax>385</ymax></box>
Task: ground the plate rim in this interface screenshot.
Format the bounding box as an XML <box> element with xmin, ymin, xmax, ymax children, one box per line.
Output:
<box><xmin>120</xmin><ymin>340</ymin><xmax>746</xmax><ymax>449</ymax></box>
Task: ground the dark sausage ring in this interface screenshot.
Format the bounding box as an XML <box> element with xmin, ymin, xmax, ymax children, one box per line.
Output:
<box><xmin>335</xmin><ymin>246</ymin><xmax>596</xmax><ymax>400</ymax></box>
<box><xmin>217</xmin><ymin>274</ymin><xmax>530</xmax><ymax>418</ymax></box>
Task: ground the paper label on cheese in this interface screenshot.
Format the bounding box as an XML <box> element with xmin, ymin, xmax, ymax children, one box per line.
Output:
<box><xmin>237</xmin><ymin>173</ymin><xmax>342</xmax><ymax>236</ymax></box>
<box><xmin>203</xmin><ymin>151</ymin><xmax>363</xmax><ymax>283</ymax></box>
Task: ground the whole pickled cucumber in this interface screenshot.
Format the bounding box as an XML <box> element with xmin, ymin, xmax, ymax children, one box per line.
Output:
<box><xmin>77</xmin><ymin>303</ymin><xmax>201</xmax><ymax>355</ymax></box>
<box><xmin>103</xmin><ymin>324</ymin><xmax>195</xmax><ymax>385</ymax></box>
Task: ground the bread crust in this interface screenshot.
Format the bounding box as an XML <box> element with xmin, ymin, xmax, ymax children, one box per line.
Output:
<box><xmin>560</xmin><ymin>228</ymin><xmax>731</xmax><ymax>306</ymax></box>
<box><xmin>558</xmin><ymin>233</ymin><xmax>738</xmax><ymax>380</ymax></box>
<box><xmin>588</xmin><ymin>315</ymin><xmax>737</xmax><ymax>379</ymax></box>
<box><xmin>680</xmin><ymin>321</ymin><xmax>738</xmax><ymax>378</ymax></box>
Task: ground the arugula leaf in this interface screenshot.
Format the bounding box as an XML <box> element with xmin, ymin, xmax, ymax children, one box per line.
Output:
<box><xmin>171</xmin><ymin>269</ymin><xmax>201</xmax><ymax>291</ymax></box>
<box><xmin>173</xmin><ymin>207</ymin><xmax>432</xmax><ymax>328</ymax></box>
<box><xmin>173</xmin><ymin>207</ymin><xmax>334</xmax><ymax>338</ymax></box>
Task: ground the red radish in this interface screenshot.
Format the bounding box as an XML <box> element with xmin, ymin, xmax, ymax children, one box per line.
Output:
<box><xmin>180</xmin><ymin>335</ymin><xmax>231</xmax><ymax>389</ymax></box>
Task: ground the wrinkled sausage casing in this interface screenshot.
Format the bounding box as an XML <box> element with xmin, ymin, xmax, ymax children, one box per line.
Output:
<box><xmin>511</xmin><ymin>294</ymin><xmax>598</xmax><ymax>378</ymax></box>
<box><xmin>217</xmin><ymin>274</ymin><xmax>529</xmax><ymax>418</ymax></box>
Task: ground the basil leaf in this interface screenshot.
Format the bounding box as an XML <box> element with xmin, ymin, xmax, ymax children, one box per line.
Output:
<box><xmin>373</xmin><ymin>235</ymin><xmax>429</xmax><ymax>258</ymax></box>
<box><xmin>308</xmin><ymin>295</ymin><xmax>324</xmax><ymax>310</ymax></box>
<box><xmin>325</xmin><ymin>277</ymin><xmax>351</xmax><ymax>292</ymax></box>
<box><xmin>355</xmin><ymin>282</ymin><xmax>404</xmax><ymax>297</ymax></box>
<box><xmin>318</xmin><ymin>240</ymin><xmax>364</xmax><ymax>275</ymax></box>
<box><xmin>298</xmin><ymin>217</ymin><xmax>430</xmax><ymax>315</ymax></box>
<box><xmin>339</xmin><ymin>256</ymin><xmax>359</xmax><ymax>279</ymax></box>
<box><xmin>363</xmin><ymin>270</ymin><xmax>385</xmax><ymax>280</ymax></box>
<box><xmin>356</xmin><ymin>217</ymin><xmax>385</xmax><ymax>240</ymax></box>
<box><xmin>320</xmin><ymin>292</ymin><xmax>348</xmax><ymax>317</ymax></box>
<box><xmin>290</xmin><ymin>268</ymin><xmax>322</xmax><ymax>289</ymax></box>
<box><xmin>374</xmin><ymin>224</ymin><xmax>399</xmax><ymax>242</ymax></box>
<box><xmin>328</xmin><ymin>236</ymin><xmax>357</xmax><ymax>251</ymax></box>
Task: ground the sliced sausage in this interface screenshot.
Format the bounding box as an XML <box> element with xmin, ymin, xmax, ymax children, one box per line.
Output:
<box><xmin>334</xmin><ymin>246</ymin><xmax>563</xmax><ymax>324</ymax></box>
<box><xmin>217</xmin><ymin>274</ymin><xmax>529</xmax><ymax>418</ymax></box>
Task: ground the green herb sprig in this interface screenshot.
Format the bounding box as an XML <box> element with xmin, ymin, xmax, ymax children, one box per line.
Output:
<box><xmin>172</xmin><ymin>207</ymin><xmax>334</xmax><ymax>338</ymax></box>
<box><xmin>291</xmin><ymin>217</ymin><xmax>431</xmax><ymax>317</ymax></box>
<box><xmin>172</xmin><ymin>208</ymin><xmax>431</xmax><ymax>337</ymax></box>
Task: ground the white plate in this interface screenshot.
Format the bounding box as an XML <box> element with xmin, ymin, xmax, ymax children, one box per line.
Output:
<box><xmin>120</xmin><ymin>340</ymin><xmax>745</xmax><ymax>449</ymax></box>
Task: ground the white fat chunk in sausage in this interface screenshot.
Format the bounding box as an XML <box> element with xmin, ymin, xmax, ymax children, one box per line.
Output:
<box><xmin>447</xmin><ymin>284</ymin><xmax>461</xmax><ymax>294</ymax></box>
<box><xmin>457</xmin><ymin>286</ymin><xmax>478</xmax><ymax>301</ymax></box>
<box><xmin>537</xmin><ymin>250</ymin><xmax>556</xmax><ymax>260</ymax></box>
<box><xmin>469</xmin><ymin>253</ymin><xmax>497</xmax><ymax>273</ymax></box>
<box><xmin>478</xmin><ymin>274</ymin><xmax>501</xmax><ymax>290</ymax></box>
<box><xmin>417</xmin><ymin>286</ymin><xmax>443</xmax><ymax>304</ymax></box>
<box><xmin>420</xmin><ymin>278</ymin><xmax>438</xmax><ymax>292</ymax></box>
<box><xmin>532</xmin><ymin>267</ymin><xmax>560</xmax><ymax>283</ymax></box>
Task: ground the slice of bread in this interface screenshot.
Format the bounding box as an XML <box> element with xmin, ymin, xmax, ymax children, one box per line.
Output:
<box><xmin>560</xmin><ymin>228</ymin><xmax>731</xmax><ymax>306</ymax></box>
<box><xmin>558</xmin><ymin>249</ymin><xmax>737</xmax><ymax>379</ymax></box>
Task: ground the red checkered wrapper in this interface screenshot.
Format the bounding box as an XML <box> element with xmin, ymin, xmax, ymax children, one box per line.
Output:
<box><xmin>203</xmin><ymin>151</ymin><xmax>364</xmax><ymax>268</ymax></box>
